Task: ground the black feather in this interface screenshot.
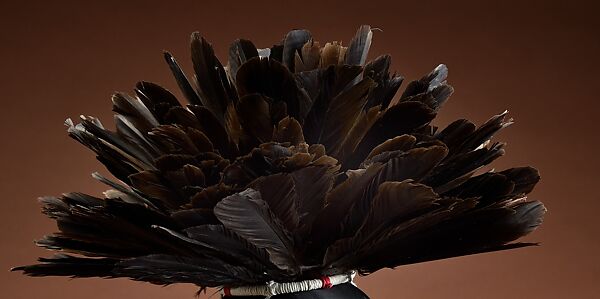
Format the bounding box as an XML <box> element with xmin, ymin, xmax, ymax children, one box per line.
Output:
<box><xmin>15</xmin><ymin>25</ymin><xmax>546</xmax><ymax>293</ymax></box>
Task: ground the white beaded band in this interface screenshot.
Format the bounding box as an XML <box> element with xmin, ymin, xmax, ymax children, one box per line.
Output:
<box><xmin>221</xmin><ymin>271</ymin><xmax>357</xmax><ymax>298</ymax></box>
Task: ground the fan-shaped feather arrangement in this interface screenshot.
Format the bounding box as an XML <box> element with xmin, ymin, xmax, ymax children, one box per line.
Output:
<box><xmin>13</xmin><ymin>25</ymin><xmax>545</xmax><ymax>297</ymax></box>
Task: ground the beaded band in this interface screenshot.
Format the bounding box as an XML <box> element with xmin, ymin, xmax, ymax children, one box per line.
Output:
<box><xmin>221</xmin><ymin>271</ymin><xmax>357</xmax><ymax>298</ymax></box>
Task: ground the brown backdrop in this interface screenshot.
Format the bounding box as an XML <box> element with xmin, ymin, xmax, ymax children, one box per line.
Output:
<box><xmin>1</xmin><ymin>0</ymin><xmax>598</xmax><ymax>298</ymax></box>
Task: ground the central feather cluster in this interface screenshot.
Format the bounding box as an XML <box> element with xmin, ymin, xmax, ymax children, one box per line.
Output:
<box><xmin>14</xmin><ymin>25</ymin><xmax>545</xmax><ymax>290</ymax></box>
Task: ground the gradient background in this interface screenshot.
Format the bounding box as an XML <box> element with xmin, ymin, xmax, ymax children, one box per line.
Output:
<box><xmin>1</xmin><ymin>0</ymin><xmax>598</xmax><ymax>298</ymax></box>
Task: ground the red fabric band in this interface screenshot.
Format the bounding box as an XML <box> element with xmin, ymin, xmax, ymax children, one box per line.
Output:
<box><xmin>320</xmin><ymin>276</ymin><xmax>332</xmax><ymax>289</ymax></box>
<box><xmin>224</xmin><ymin>287</ymin><xmax>231</xmax><ymax>297</ymax></box>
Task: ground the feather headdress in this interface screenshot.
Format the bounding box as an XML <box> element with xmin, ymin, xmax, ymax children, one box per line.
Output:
<box><xmin>13</xmin><ymin>25</ymin><xmax>545</xmax><ymax>297</ymax></box>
